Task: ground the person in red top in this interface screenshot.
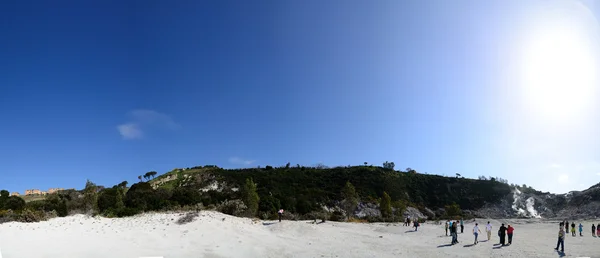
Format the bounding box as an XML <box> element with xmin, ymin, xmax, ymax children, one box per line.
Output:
<box><xmin>507</xmin><ymin>225</ymin><xmax>515</xmax><ymax>245</ymax></box>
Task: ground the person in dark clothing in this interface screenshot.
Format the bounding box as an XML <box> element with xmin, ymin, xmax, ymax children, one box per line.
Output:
<box><xmin>460</xmin><ymin>219</ymin><xmax>464</xmax><ymax>233</ymax></box>
<box><xmin>499</xmin><ymin>224</ymin><xmax>507</xmax><ymax>246</ymax></box>
<box><xmin>451</xmin><ymin>221</ymin><xmax>459</xmax><ymax>244</ymax></box>
<box><xmin>278</xmin><ymin>209</ymin><xmax>284</xmax><ymax>222</ymax></box>
<box><xmin>445</xmin><ymin>220</ymin><xmax>449</xmax><ymax>236</ymax></box>
<box><xmin>592</xmin><ymin>224</ymin><xmax>596</xmax><ymax>237</ymax></box>
<box><xmin>565</xmin><ymin>221</ymin><xmax>569</xmax><ymax>233</ymax></box>
<box><xmin>555</xmin><ymin>226</ymin><xmax>565</xmax><ymax>252</ymax></box>
<box><xmin>571</xmin><ymin>222</ymin><xmax>576</xmax><ymax>236</ymax></box>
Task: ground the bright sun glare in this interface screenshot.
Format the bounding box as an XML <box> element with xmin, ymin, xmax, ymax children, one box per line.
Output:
<box><xmin>520</xmin><ymin>2</ymin><xmax>599</xmax><ymax>122</ymax></box>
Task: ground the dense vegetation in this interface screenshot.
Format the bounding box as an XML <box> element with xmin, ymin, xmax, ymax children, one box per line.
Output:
<box><xmin>0</xmin><ymin>164</ymin><xmax>521</xmax><ymax>223</ymax></box>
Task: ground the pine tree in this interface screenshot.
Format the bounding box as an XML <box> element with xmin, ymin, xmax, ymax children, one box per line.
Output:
<box><xmin>380</xmin><ymin>191</ymin><xmax>392</xmax><ymax>219</ymax></box>
<box><xmin>242</xmin><ymin>178</ymin><xmax>260</xmax><ymax>217</ymax></box>
<box><xmin>341</xmin><ymin>181</ymin><xmax>358</xmax><ymax>220</ymax></box>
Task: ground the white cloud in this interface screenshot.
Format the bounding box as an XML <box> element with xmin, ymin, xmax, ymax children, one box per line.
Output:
<box><xmin>117</xmin><ymin>123</ymin><xmax>143</xmax><ymax>140</ymax></box>
<box><xmin>597</xmin><ymin>172</ymin><xmax>600</xmax><ymax>176</ymax></box>
<box><xmin>549</xmin><ymin>163</ymin><xmax>561</xmax><ymax>168</ymax></box>
<box><xmin>117</xmin><ymin>109</ymin><xmax>179</xmax><ymax>140</ymax></box>
<box><xmin>229</xmin><ymin>157</ymin><xmax>256</xmax><ymax>165</ymax></box>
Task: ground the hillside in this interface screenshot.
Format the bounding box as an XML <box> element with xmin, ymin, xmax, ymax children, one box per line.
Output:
<box><xmin>147</xmin><ymin>165</ymin><xmax>600</xmax><ymax>220</ymax></box>
<box><xmin>2</xmin><ymin>165</ymin><xmax>597</xmax><ymax>223</ymax></box>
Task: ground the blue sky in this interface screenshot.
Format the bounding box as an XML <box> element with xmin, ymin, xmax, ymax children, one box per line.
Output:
<box><xmin>1</xmin><ymin>0</ymin><xmax>599</xmax><ymax>194</ymax></box>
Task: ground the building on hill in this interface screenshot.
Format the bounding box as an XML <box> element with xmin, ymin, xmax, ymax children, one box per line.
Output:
<box><xmin>10</xmin><ymin>192</ymin><xmax>20</xmax><ymax>196</ymax></box>
<box><xmin>48</xmin><ymin>188</ymin><xmax>65</xmax><ymax>194</ymax></box>
<box><xmin>25</xmin><ymin>189</ymin><xmax>42</xmax><ymax>195</ymax></box>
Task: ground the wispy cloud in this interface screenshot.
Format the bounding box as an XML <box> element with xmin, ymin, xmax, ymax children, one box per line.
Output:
<box><xmin>229</xmin><ymin>157</ymin><xmax>256</xmax><ymax>165</ymax></box>
<box><xmin>117</xmin><ymin>109</ymin><xmax>179</xmax><ymax>140</ymax></box>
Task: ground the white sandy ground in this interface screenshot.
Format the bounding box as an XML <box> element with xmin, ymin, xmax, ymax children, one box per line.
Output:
<box><xmin>0</xmin><ymin>212</ymin><xmax>599</xmax><ymax>258</ymax></box>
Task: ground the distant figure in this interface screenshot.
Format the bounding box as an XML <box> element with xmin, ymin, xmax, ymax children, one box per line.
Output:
<box><xmin>404</xmin><ymin>217</ymin><xmax>410</xmax><ymax>226</ymax></box>
<box><xmin>597</xmin><ymin>224</ymin><xmax>600</xmax><ymax>236</ymax></box>
<box><xmin>460</xmin><ymin>219</ymin><xmax>464</xmax><ymax>233</ymax></box>
<box><xmin>571</xmin><ymin>222</ymin><xmax>576</xmax><ymax>236</ymax></box>
<box><xmin>414</xmin><ymin>219</ymin><xmax>420</xmax><ymax>231</ymax></box>
<box><xmin>278</xmin><ymin>209</ymin><xmax>284</xmax><ymax>222</ymax></box>
<box><xmin>578</xmin><ymin>223</ymin><xmax>583</xmax><ymax>236</ymax></box>
<box><xmin>565</xmin><ymin>221</ymin><xmax>569</xmax><ymax>233</ymax></box>
<box><xmin>408</xmin><ymin>216</ymin><xmax>411</xmax><ymax>227</ymax></box>
<box><xmin>592</xmin><ymin>224</ymin><xmax>596</xmax><ymax>237</ymax></box>
<box><xmin>507</xmin><ymin>224</ymin><xmax>514</xmax><ymax>245</ymax></box>
<box><xmin>455</xmin><ymin>220</ymin><xmax>460</xmax><ymax>243</ymax></box>
<box><xmin>555</xmin><ymin>226</ymin><xmax>565</xmax><ymax>252</ymax></box>
<box><xmin>473</xmin><ymin>223</ymin><xmax>481</xmax><ymax>244</ymax></box>
<box><xmin>486</xmin><ymin>221</ymin><xmax>493</xmax><ymax>241</ymax></box>
<box><xmin>499</xmin><ymin>223</ymin><xmax>507</xmax><ymax>246</ymax></box>
<box><xmin>445</xmin><ymin>220</ymin><xmax>449</xmax><ymax>236</ymax></box>
<box><xmin>451</xmin><ymin>220</ymin><xmax>459</xmax><ymax>245</ymax></box>
<box><xmin>560</xmin><ymin>221</ymin><xmax>564</xmax><ymax>228</ymax></box>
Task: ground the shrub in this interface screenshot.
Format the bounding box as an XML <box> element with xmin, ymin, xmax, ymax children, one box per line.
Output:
<box><xmin>98</xmin><ymin>187</ymin><xmax>125</xmax><ymax>214</ymax></box>
<box><xmin>329</xmin><ymin>210</ymin><xmax>345</xmax><ymax>221</ymax></box>
<box><xmin>176</xmin><ymin>212</ymin><xmax>199</xmax><ymax>225</ymax></box>
<box><xmin>5</xmin><ymin>196</ymin><xmax>25</xmax><ymax>211</ymax></box>
<box><xmin>445</xmin><ymin>202</ymin><xmax>462</xmax><ymax>217</ymax></box>
<box><xmin>217</xmin><ymin>200</ymin><xmax>247</xmax><ymax>217</ymax></box>
<box><xmin>16</xmin><ymin>209</ymin><xmax>46</xmax><ymax>223</ymax></box>
<box><xmin>170</xmin><ymin>187</ymin><xmax>201</xmax><ymax>207</ymax></box>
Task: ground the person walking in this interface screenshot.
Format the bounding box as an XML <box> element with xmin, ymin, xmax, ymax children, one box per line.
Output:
<box><xmin>460</xmin><ymin>218</ymin><xmax>464</xmax><ymax>233</ymax></box>
<box><xmin>445</xmin><ymin>220</ymin><xmax>449</xmax><ymax>236</ymax></box>
<box><xmin>452</xmin><ymin>220</ymin><xmax>460</xmax><ymax>245</ymax></box>
<box><xmin>473</xmin><ymin>223</ymin><xmax>481</xmax><ymax>244</ymax></box>
<box><xmin>565</xmin><ymin>220</ymin><xmax>569</xmax><ymax>233</ymax></box>
<box><xmin>499</xmin><ymin>223</ymin><xmax>507</xmax><ymax>246</ymax></box>
<box><xmin>555</xmin><ymin>226</ymin><xmax>565</xmax><ymax>252</ymax></box>
<box><xmin>278</xmin><ymin>209</ymin><xmax>284</xmax><ymax>222</ymax></box>
<box><xmin>486</xmin><ymin>221</ymin><xmax>492</xmax><ymax>241</ymax></box>
<box><xmin>597</xmin><ymin>223</ymin><xmax>600</xmax><ymax>236</ymax></box>
<box><xmin>579</xmin><ymin>223</ymin><xmax>583</xmax><ymax>236</ymax></box>
<box><xmin>455</xmin><ymin>220</ymin><xmax>460</xmax><ymax>243</ymax></box>
<box><xmin>507</xmin><ymin>224</ymin><xmax>514</xmax><ymax>245</ymax></box>
<box><xmin>571</xmin><ymin>222</ymin><xmax>576</xmax><ymax>236</ymax></box>
<box><xmin>593</xmin><ymin>224</ymin><xmax>596</xmax><ymax>237</ymax></box>
<box><xmin>414</xmin><ymin>219</ymin><xmax>419</xmax><ymax>231</ymax></box>
<box><xmin>450</xmin><ymin>220</ymin><xmax>457</xmax><ymax>244</ymax></box>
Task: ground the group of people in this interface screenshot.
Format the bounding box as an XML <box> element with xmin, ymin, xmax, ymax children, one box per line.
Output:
<box><xmin>555</xmin><ymin>220</ymin><xmax>600</xmax><ymax>253</ymax></box>
<box><xmin>445</xmin><ymin>220</ymin><xmax>514</xmax><ymax>246</ymax></box>
<box><xmin>405</xmin><ymin>216</ymin><xmax>421</xmax><ymax>231</ymax></box>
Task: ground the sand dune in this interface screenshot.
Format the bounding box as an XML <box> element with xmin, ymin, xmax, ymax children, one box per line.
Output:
<box><xmin>0</xmin><ymin>212</ymin><xmax>598</xmax><ymax>258</ymax></box>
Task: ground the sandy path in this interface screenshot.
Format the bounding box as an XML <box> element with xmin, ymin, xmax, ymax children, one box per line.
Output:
<box><xmin>0</xmin><ymin>212</ymin><xmax>598</xmax><ymax>258</ymax></box>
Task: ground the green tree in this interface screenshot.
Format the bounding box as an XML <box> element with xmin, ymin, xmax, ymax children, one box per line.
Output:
<box><xmin>0</xmin><ymin>190</ymin><xmax>9</xmax><ymax>208</ymax></box>
<box><xmin>241</xmin><ymin>178</ymin><xmax>259</xmax><ymax>217</ymax></box>
<box><xmin>383</xmin><ymin>161</ymin><xmax>395</xmax><ymax>170</ymax></box>
<box><xmin>445</xmin><ymin>202</ymin><xmax>462</xmax><ymax>218</ymax></box>
<box><xmin>341</xmin><ymin>181</ymin><xmax>359</xmax><ymax>219</ymax></box>
<box><xmin>380</xmin><ymin>191</ymin><xmax>392</xmax><ymax>219</ymax></box>
<box><xmin>392</xmin><ymin>200</ymin><xmax>407</xmax><ymax>221</ymax></box>
<box><xmin>118</xmin><ymin>181</ymin><xmax>128</xmax><ymax>188</ymax></box>
<box><xmin>83</xmin><ymin>180</ymin><xmax>99</xmax><ymax>214</ymax></box>
<box><xmin>5</xmin><ymin>196</ymin><xmax>25</xmax><ymax>211</ymax></box>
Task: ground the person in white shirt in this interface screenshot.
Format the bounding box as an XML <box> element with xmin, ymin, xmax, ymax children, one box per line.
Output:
<box><xmin>473</xmin><ymin>223</ymin><xmax>482</xmax><ymax>244</ymax></box>
<box><xmin>486</xmin><ymin>221</ymin><xmax>493</xmax><ymax>241</ymax></box>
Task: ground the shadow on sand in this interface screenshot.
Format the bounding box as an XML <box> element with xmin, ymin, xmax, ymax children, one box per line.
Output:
<box><xmin>404</xmin><ymin>230</ymin><xmax>417</xmax><ymax>233</ymax></box>
<box><xmin>436</xmin><ymin>244</ymin><xmax>453</xmax><ymax>248</ymax></box>
<box><xmin>262</xmin><ymin>222</ymin><xmax>278</xmax><ymax>226</ymax></box>
<box><xmin>556</xmin><ymin>250</ymin><xmax>565</xmax><ymax>257</ymax></box>
<box><xmin>463</xmin><ymin>244</ymin><xmax>476</xmax><ymax>248</ymax></box>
